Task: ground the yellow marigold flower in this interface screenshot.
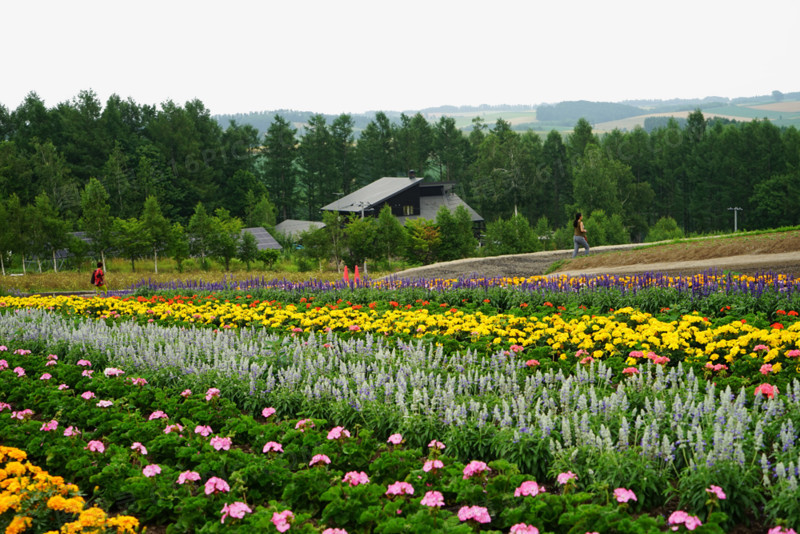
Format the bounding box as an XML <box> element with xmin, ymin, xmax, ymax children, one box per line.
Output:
<box><xmin>107</xmin><ymin>515</ymin><xmax>141</xmax><ymax>532</ymax></box>
<box><xmin>5</xmin><ymin>461</ymin><xmax>26</xmax><ymax>477</ymax></box>
<box><xmin>0</xmin><ymin>494</ymin><xmax>21</xmax><ymax>514</ymax></box>
<box><xmin>6</xmin><ymin>448</ymin><xmax>27</xmax><ymax>462</ymax></box>
<box><xmin>79</xmin><ymin>506</ymin><xmax>107</xmax><ymax>527</ymax></box>
<box><xmin>6</xmin><ymin>516</ymin><xmax>32</xmax><ymax>534</ymax></box>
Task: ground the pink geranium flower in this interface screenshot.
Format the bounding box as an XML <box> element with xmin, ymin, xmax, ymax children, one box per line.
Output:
<box><xmin>525</xmin><ymin>359</ymin><xmax>540</xmax><ymax>367</ymax></box>
<box><xmin>322</xmin><ymin>529</ymin><xmax>348</xmax><ymax>534</ymax></box>
<box><xmin>0</xmin><ymin>360</ymin><xmax>7</xmax><ymax>370</ymax></box>
<box><xmin>180</xmin><ymin>389</ymin><xmax>192</xmax><ymax>397</ymax></box>
<box><xmin>515</xmin><ymin>481</ymin><xmax>545</xmax><ymax>497</ymax></box>
<box><xmin>342</xmin><ymin>471</ymin><xmax>370</xmax><ymax>486</ymax></box>
<box><xmin>13</xmin><ymin>367</ymin><xmax>25</xmax><ymax>377</ymax></box>
<box><xmin>40</xmin><ymin>419</ymin><xmax>58</xmax><ymax>432</ymax></box>
<box><xmin>148</xmin><ymin>410</ymin><xmax>168</xmax><ymax>420</ymax></box>
<box><xmin>77</xmin><ymin>359</ymin><xmax>91</xmax><ymax>367</ymax></box>
<box><xmin>295</xmin><ymin>418</ymin><xmax>314</xmax><ymax>431</ymax></box>
<box><xmin>263</xmin><ymin>441</ymin><xmax>283</xmax><ymax>453</ymax></box>
<box><xmin>309</xmin><ymin>454</ymin><xmax>331</xmax><ymax>466</ymax></box>
<box><xmin>96</xmin><ymin>400</ymin><xmax>113</xmax><ymax>408</ymax></box>
<box><xmin>131</xmin><ymin>442</ymin><xmax>148</xmax><ymax>455</ymax></box>
<box><xmin>143</xmin><ymin>464</ymin><xmax>161</xmax><ymax>477</ymax></box>
<box><xmin>271</xmin><ymin>510</ymin><xmax>294</xmax><ymax>533</ymax></box>
<box><xmin>45</xmin><ymin>360</ymin><xmax>57</xmax><ymax>367</ymax></box>
<box><xmin>177</xmin><ymin>471</ymin><xmax>200</xmax><ymax>484</ymax></box>
<box><xmin>327</xmin><ymin>426</ymin><xmax>351</xmax><ymax>440</ymax></box>
<box><xmin>221</xmin><ymin>501</ymin><xmax>252</xmax><ymax>523</ymax></box>
<box><xmin>82</xmin><ymin>369</ymin><xmax>94</xmax><ymax>377</ymax></box>
<box><xmin>428</xmin><ymin>439</ymin><xmax>446</xmax><ymax>450</ymax></box>
<box><xmin>462</xmin><ymin>460</ymin><xmax>491</xmax><ymax>479</ymax></box>
<box><xmin>705</xmin><ymin>485</ymin><xmax>726</xmax><ymax>499</ymax></box>
<box><xmin>423</xmin><ymin>459</ymin><xmax>444</xmax><ymax>472</ymax></box>
<box><xmin>622</xmin><ymin>367</ymin><xmax>639</xmax><ymax>375</ymax></box>
<box><xmin>457</xmin><ymin>505</ymin><xmax>491</xmax><ymax>523</ymax></box>
<box><xmin>104</xmin><ymin>367</ymin><xmax>125</xmax><ymax>377</ymax></box>
<box><xmin>128</xmin><ymin>377</ymin><xmax>148</xmax><ymax>386</ymax></box>
<box><xmin>63</xmin><ymin>426</ymin><xmax>81</xmax><ymax>437</ymax></box>
<box><xmin>385</xmin><ymin>481</ymin><xmax>414</xmax><ymax>496</ymax></box>
<box><xmin>669</xmin><ymin>510</ymin><xmax>702</xmax><ymax>530</ymax></box>
<box><xmin>163</xmin><ymin>423</ymin><xmax>183</xmax><ymax>434</ymax></box>
<box><xmin>11</xmin><ymin>409</ymin><xmax>34</xmax><ymax>420</ymax></box>
<box><xmin>557</xmin><ymin>471</ymin><xmax>577</xmax><ymax>485</ymax></box>
<box><xmin>14</xmin><ymin>349</ymin><xmax>31</xmax><ymax>355</ymax></box>
<box><xmin>205</xmin><ymin>387</ymin><xmax>221</xmax><ymax>401</ymax></box>
<box><xmin>768</xmin><ymin>528</ymin><xmax>798</xmax><ymax>534</ymax></box>
<box><xmin>210</xmin><ymin>436</ymin><xmax>232</xmax><ymax>451</ymax></box>
<box><xmin>39</xmin><ymin>373</ymin><xmax>52</xmax><ymax>380</ymax></box>
<box><xmin>195</xmin><ymin>425</ymin><xmax>213</xmax><ymax>437</ymax></box>
<box><xmin>262</xmin><ymin>407</ymin><xmax>276</xmax><ymax>418</ymax></box>
<box><xmin>85</xmin><ymin>440</ymin><xmax>105</xmax><ymax>453</ymax></box>
<box><xmin>614</xmin><ymin>487</ymin><xmax>637</xmax><ymax>503</ymax></box>
<box><xmin>510</xmin><ymin>524</ymin><xmax>539</xmax><ymax>534</ymax></box>
<box><xmin>58</xmin><ymin>384</ymin><xmax>70</xmax><ymax>390</ymax></box>
<box><xmin>0</xmin><ymin>402</ymin><xmax>10</xmax><ymax>412</ymax></box>
<box><xmin>760</xmin><ymin>364</ymin><xmax>774</xmax><ymax>375</ymax></box>
<box><xmin>81</xmin><ymin>391</ymin><xmax>96</xmax><ymax>400</ymax></box>
<box><xmin>786</xmin><ymin>349</ymin><xmax>800</xmax><ymax>358</ymax></box>
<box><xmin>204</xmin><ymin>476</ymin><xmax>230</xmax><ymax>494</ymax></box>
<box><xmin>387</xmin><ymin>433</ymin><xmax>403</xmax><ymax>444</ymax></box>
<box><xmin>420</xmin><ymin>490</ymin><xmax>444</xmax><ymax>507</ymax></box>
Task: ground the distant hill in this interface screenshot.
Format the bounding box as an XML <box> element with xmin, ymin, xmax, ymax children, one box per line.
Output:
<box><xmin>213</xmin><ymin>91</ymin><xmax>800</xmax><ymax>136</ymax></box>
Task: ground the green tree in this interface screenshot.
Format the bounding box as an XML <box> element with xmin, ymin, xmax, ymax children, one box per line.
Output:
<box><xmin>0</xmin><ymin>198</ymin><xmax>10</xmax><ymax>275</ymax></box>
<box><xmin>29</xmin><ymin>193</ymin><xmax>70</xmax><ymax>272</ymax></box>
<box><xmin>141</xmin><ymin>196</ymin><xmax>171</xmax><ymax>273</ymax></box>
<box><xmin>244</xmin><ymin>192</ymin><xmax>277</xmax><ymax>229</ymax></box>
<box><xmin>375</xmin><ymin>205</ymin><xmax>407</xmax><ymax>263</ymax></box>
<box><xmin>646</xmin><ymin>216</ymin><xmax>685</xmax><ymax>242</ymax></box>
<box><xmin>112</xmin><ymin>217</ymin><xmax>148</xmax><ymax>272</ymax></box>
<box><xmin>298</xmin><ymin>114</ymin><xmax>334</xmax><ymax>219</ymax></box>
<box><xmin>0</xmin><ymin>141</ymin><xmax>34</xmax><ymax>204</ymax></box>
<box><xmin>168</xmin><ymin>222</ymin><xmax>190</xmax><ymax>273</ymax></box>
<box><xmin>541</xmin><ymin>130</ymin><xmax>571</xmax><ymax>228</ymax></box>
<box><xmin>101</xmin><ymin>141</ymin><xmax>133</xmax><ymax>218</ymax></box>
<box><xmin>238</xmin><ymin>230</ymin><xmax>259</xmax><ymax>270</ymax></box>
<box><xmin>4</xmin><ymin>195</ymin><xmax>29</xmax><ymax>274</ymax></box>
<box><xmin>567</xmin><ymin>118</ymin><xmax>598</xmax><ymax>163</ymax></box>
<box><xmin>345</xmin><ymin>214</ymin><xmax>377</xmax><ymax>268</ymax></box>
<box><xmin>31</xmin><ymin>139</ymin><xmax>79</xmax><ymax>218</ymax></box>
<box><xmin>404</xmin><ymin>218</ymin><xmax>440</xmax><ymax>265</ymax></box>
<box><xmin>262</xmin><ymin>114</ymin><xmax>298</xmax><ymax>221</ymax></box>
<box><xmin>483</xmin><ymin>214</ymin><xmax>538</xmax><ymax>256</ymax></box>
<box><xmin>80</xmin><ymin>178</ymin><xmax>114</xmax><ymax>269</ymax></box>
<box><xmin>571</xmin><ymin>144</ymin><xmax>625</xmax><ymax>221</ymax></box>
<box><xmin>585</xmin><ymin>210</ymin><xmax>627</xmax><ymax>246</ymax></box>
<box><xmin>356</xmin><ymin>112</ymin><xmax>396</xmax><ymax>186</ymax></box>
<box><xmin>188</xmin><ymin>202</ymin><xmax>215</xmax><ymax>269</ymax></box>
<box><xmin>431</xmin><ymin>116</ymin><xmax>470</xmax><ymax>182</ymax></box>
<box><xmin>752</xmin><ymin>171</ymin><xmax>800</xmax><ymax>228</ymax></box>
<box><xmin>211</xmin><ymin>208</ymin><xmax>243</xmax><ymax>271</ymax></box>
<box><xmin>435</xmin><ymin>205</ymin><xmax>476</xmax><ymax>261</ymax></box>
<box><xmin>330</xmin><ymin>114</ymin><xmax>356</xmax><ymax>196</ymax></box>
<box><xmin>394</xmin><ymin>113</ymin><xmax>433</xmax><ymax>176</ymax></box>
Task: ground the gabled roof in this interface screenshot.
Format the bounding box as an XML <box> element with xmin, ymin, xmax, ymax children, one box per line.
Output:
<box><xmin>275</xmin><ymin>219</ymin><xmax>326</xmax><ymax>238</ymax></box>
<box><xmin>320</xmin><ymin>177</ymin><xmax>424</xmax><ymax>213</ymax></box>
<box><xmin>397</xmin><ymin>192</ymin><xmax>484</xmax><ymax>224</ymax></box>
<box><xmin>241</xmin><ymin>227</ymin><xmax>282</xmax><ymax>250</ymax></box>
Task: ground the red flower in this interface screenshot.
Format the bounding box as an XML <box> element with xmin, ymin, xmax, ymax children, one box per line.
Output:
<box><xmin>789</xmin><ymin>310</ymin><xmax>799</xmax><ymax>317</ymax></box>
<box><xmin>771</xmin><ymin>322</ymin><xmax>784</xmax><ymax>329</ymax></box>
<box><xmin>776</xmin><ymin>309</ymin><xmax>787</xmax><ymax>315</ymax></box>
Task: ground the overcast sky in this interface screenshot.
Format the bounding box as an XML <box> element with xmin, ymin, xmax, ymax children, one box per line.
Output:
<box><xmin>2</xmin><ymin>0</ymin><xmax>798</xmax><ymax>116</ymax></box>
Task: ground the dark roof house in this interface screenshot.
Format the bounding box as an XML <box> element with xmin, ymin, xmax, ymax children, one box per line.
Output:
<box><xmin>320</xmin><ymin>175</ymin><xmax>483</xmax><ymax>226</ymax></box>
<box><xmin>275</xmin><ymin>219</ymin><xmax>326</xmax><ymax>239</ymax></box>
<box><xmin>241</xmin><ymin>227</ymin><xmax>282</xmax><ymax>250</ymax></box>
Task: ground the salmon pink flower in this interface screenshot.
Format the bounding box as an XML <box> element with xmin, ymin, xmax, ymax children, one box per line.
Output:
<box><xmin>755</xmin><ymin>383</ymin><xmax>778</xmax><ymax>399</ymax></box>
<box><xmin>263</xmin><ymin>441</ymin><xmax>283</xmax><ymax>453</ymax></box>
<box><xmin>221</xmin><ymin>501</ymin><xmax>252</xmax><ymax>523</ymax></box>
<box><xmin>420</xmin><ymin>490</ymin><xmax>444</xmax><ymax>507</ymax></box>
<box><xmin>387</xmin><ymin>433</ymin><xmax>403</xmax><ymax>444</ymax></box>
<box><xmin>754</xmin><ymin>344</ymin><xmax>770</xmax><ymax>352</ymax></box>
<box><xmin>143</xmin><ymin>464</ymin><xmax>161</xmax><ymax>477</ymax></box>
<box><xmin>760</xmin><ymin>364</ymin><xmax>773</xmax><ymax>375</ymax></box>
<box><xmin>526</xmin><ymin>359</ymin><xmax>540</xmax><ymax>367</ymax></box>
<box><xmin>386</xmin><ymin>481</ymin><xmax>414</xmax><ymax>496</ymax></box>
<box><xmin>510</xmin><ymin>344</ymin><xmax>524</xmax><ymax>353</ymax></box>
<box><xmin>622</xmin><ymin>367</ymin><xmax>639</xmax><ymax>375</ymax></box>
<box><xmin>204</xmin><ymin>476</ymin><xmax>230</xmax><ymax>494</ymax></box>
<box><xmin>786</xmin><ymin>350</ymin><xmax>800</xmax><ymax>358</ymax></box>
<box><xmin>271</xmin><ymin>510</ymin><xmax>294</xmax><ymax>533</ymax></box>
<box><xmin>177</xmin><ymin>471</ymin><xmax>200</xmax><ymax>484</ymax></box>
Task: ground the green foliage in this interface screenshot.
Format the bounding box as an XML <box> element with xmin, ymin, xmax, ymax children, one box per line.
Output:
<box><xmin>646</xmin><ymin>216</ymin><xmax>685</xmax><ymax>242</ymax></box>
<box><xmin>483</xmin><ymin>213</ymin><xmax>540</xmax><ymax>256</ymax></box>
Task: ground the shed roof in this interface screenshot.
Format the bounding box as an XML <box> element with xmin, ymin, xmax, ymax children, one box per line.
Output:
<box><xmin>275</xmin><ymin>219</ymin><xmax>326</xmax><ymax>238</ymax></box>
<box><xmin>241</xmin><ymin>227</ymin><xmax>282</xmax><ymax>250</ymax></box>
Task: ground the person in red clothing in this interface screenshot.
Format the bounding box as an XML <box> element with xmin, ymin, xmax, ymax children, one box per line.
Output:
<box><xmin>92</xmin><ymin>261</ymin><xmax>108</xmax><ymax>295</ymax></box>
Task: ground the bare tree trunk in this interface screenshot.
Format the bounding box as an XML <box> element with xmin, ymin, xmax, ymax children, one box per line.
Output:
<box><xmin>22</xmin><ymin>254</ymin><xmax>27</xmax><ymax>275</ymax></box>
<box><xmin>0</xmin><ymin>255</ymin><xmax>5</xmax><ymax>276</ymax></box>
<box><xmin>154</xmin><ymin>248</ymin><xmax>159</xmax><ymax>274</ymax></box>
<box><xmin>52</xmin><ymin>249</ymin><xmax>58</xmax><ymax>273</ymax></box>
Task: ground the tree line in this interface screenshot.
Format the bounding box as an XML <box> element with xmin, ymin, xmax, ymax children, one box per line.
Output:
<box><xmin>1</xmin><ymin>90</ymin><xmax>800</xmax><ymax>270</ymax></box>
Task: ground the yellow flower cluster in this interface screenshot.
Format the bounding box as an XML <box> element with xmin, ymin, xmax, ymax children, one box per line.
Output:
<box><xmin>0</xmin><ymin>446</ymin><xmax>140</xmax><ymax>534</ymax></box>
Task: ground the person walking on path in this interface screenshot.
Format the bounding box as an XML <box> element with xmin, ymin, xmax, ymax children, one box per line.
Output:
<box><xmin>572</xmin><ymin>213</ymin><xmax>590</xmax><ymax>258</ymax></box>
<box><xmin>92</xmin><ymin>261</ymin><xmax>108</xmax><ymax>295</ymax></box>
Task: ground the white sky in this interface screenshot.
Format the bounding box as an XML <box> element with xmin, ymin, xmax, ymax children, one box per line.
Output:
<box><xmin>2</xmin><ymin>0</ymin><xmax>798</xmax><ymax>116</ymax></box>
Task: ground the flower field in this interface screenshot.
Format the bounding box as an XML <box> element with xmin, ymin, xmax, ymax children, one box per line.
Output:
<box><xmin>2</xmin><ymin>271</ymin><xmax>800</xmax><ymax>533</ymax></box>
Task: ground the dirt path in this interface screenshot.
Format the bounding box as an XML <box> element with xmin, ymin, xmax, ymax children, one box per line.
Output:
<box><xmin>388</xmin><ymin>235</ymin><xmax>800</xmax><ymax>280</ymax></box>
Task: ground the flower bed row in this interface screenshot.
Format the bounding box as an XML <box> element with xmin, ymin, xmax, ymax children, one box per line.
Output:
<box><xmin>2</xmin><ymin>323</ymin><xmax>800</xmax><ymax>530</ymax></box>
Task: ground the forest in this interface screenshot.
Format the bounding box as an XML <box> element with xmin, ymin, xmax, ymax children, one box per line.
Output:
<box><xmin>1</xmin><ymin>89</ymin><xmax>799</xmax><ymax>271</ymax></box>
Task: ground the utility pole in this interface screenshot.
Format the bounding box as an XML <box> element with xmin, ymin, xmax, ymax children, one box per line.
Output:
<box><xmin>727</xmin><ymin>207</ymin><xmax>742</xmax><ymax>232</ymax></box>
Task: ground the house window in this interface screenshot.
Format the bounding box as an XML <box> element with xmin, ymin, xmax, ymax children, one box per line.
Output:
<box><xmin>403</xmin><ymin>205</ymin><xmax>414</xmax><ymax>216</ymax></box>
